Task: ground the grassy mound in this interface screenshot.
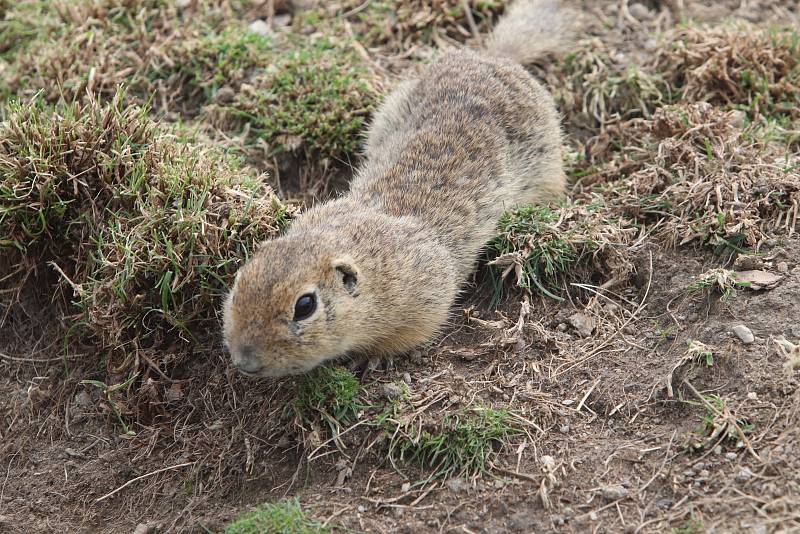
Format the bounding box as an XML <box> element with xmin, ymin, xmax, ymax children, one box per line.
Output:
<box><xmin>2</xmin><ymin>0</ymin><xmax>377</xmax><ymax>164</ymax></box>
<box><xmin>549</xmin><ymin>23</ymin><xmax>799</xmax><ymax>131</ymax></box>
<box><xmin>0</xmin><ymin>93</ymin><xmax>287</xmax><ymax>367</ymax></box>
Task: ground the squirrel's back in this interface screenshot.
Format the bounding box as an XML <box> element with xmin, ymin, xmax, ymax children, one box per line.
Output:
<box><xmin>346</xmin><ymin>2</ymin><xmax>574</xmax><ymax>277</ymax></box>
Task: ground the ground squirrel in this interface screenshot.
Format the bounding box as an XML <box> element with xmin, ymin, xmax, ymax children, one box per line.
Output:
<box><xmin>223</xmin><ymin>0</ymin><xmax>575</xmax><ymax>377</ymax></box>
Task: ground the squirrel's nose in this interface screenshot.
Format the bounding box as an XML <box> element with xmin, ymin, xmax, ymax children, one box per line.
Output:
<box><xmin>232</xmin><ymin>344</ymin><xmax>262</xmax><ymax>374</ymax></box>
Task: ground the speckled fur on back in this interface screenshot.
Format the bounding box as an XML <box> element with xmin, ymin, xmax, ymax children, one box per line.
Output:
<box><xmin>222</xmin><ymin>0</ymin><xmax>576</xmax><ymax>378</ymax></box>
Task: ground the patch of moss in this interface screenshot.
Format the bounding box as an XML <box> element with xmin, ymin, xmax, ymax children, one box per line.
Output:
<box><xmin>380</xmin><ymin>406</ymin><xmax>521</xmax><ymax>480</ymax></box>
<box><xmin>231</xmin><ymin>38</ymin><xmax>375</xmax><ymax>158</ymax></box>
<box><xmin>293</xmin><ymin>365</ymin><xmax>361</xmax><ymax>425</ymax></box>
<box><xmin>225</xmin><ymin>500</ymin><xmax>332</xmax><ymax>534</ymax></box>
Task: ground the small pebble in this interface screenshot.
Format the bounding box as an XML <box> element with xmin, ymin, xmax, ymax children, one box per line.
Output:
<box><xmin>73</xmin><ymin>390</ymin><xmax>92</xmax><ymax>408</ymax></box>
<box><xmin>248</xmin><ymin>19</ymin><xmax>272</xmax><ymax>37</ymax></box>
<box><xmin>725</xmin><ymin>452</ymin><xmax>738</xmax><ymax>460</ymax></box>
<box><xmin>777</xmin><ymin>261</ymin><xmax>789</xmax><ymax>273</ymax></box>
<box><xmin>273</xmin><ymin>13</ymin><xmax>292</xmax><ymax>27</ymax></box>
<box><xmin>562</xmin><ymin>399</ymin><xmax>575</xmax><ymax>406</ymax></box>
<box><xmin>737</xmin><ymin>467</ymin><xmax>754</xmax><ymax>481</ymax></box>
<box><xmin>628</xmin><ymin>2</ymin><xmax>653</xmax><ymax>20</ymax></box>
<box><xmin>214</xmin><ymin>86</ymin><xmax>235</xmax><ymax>104</ymax></box>
<box><xmin>656</xmin><ymin>498</ymin><xmax>673</xmax><ymax>509</ymax></box>
<box><xmin>732</xmin><ymin>325</ymin><xmax>755</xmax><ymax>344</ymax></box>
<box><xmin>402</xmin><ymin>372</ymin><xmax>411</xmax><ymax>385</ymax></box>
<box><xmin>747</xmin><ymin>392</ymin><xmax>758</xmax><ymax>400</ymax></box>
<box><xmin>559</xmin><ymin>425</ymin><xmax>570</xmax><ymax>434</ymax></box>
<box><xmin>713</xmin><ymin>445</ymin><xmax>723</xmax><ymax>455</ymax></box>
<box><xmin>569</xmin><ymin>312</ymin><xmax>595</xmax><ymax>338</ymax></box>
<box><xmin>600</xmin><ymin>484</ymin><xmax>628</xmax><ymax>501</ymax></box>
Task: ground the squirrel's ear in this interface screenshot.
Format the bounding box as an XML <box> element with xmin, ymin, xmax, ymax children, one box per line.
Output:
<box><xmin>332</xmin><ymin>257</ymin><xmax>359</xmax><ymax>296</ymax></box>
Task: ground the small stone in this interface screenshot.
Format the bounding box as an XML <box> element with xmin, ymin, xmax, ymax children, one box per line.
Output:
<box><xmin>402</xmin><ymin>372</ymin><xmax>411</xmax><ymax>385</ymax></box>
<box><xmin>214</xmin><ymin>86</ymin><xmax>235</xmax><ymax>104</ymax></box>
<box><xmin>540</xmin><ymin>455</ymin><xmax>555</xmax><ymax>468</ymax></box>
<box><xmin>747</xmin><ymin>392</ymin><xmax>758</xmax><ymax>400</ymax></box>
<box><xmin>732</xmin><ymin>325</ymin><xmax>755</xmax><ymax>344</ymax></box>
<box><xmin>273</xmin><ymin>13</ymin><xmax>292</xmax><ymax>27</ymax></box>
<box><xmin>656</xmin><ymin>498</ymin><xmax>673</xmax><ymax>509</ymax></box>
<box><xmin>736</xmin><ymin>466</ymin><xmax>754</xmax><ymax>481</ymax></box>
<box><xmin>725</xmin><ymin>452</ymin><xmax>738</xmax><ymax>460</ymax></box>
<box><xmin>557</xmin><ymin>322</ymin><xmax>568</xmax><ymax>332</ymax></box>
<box><xmin>562</xmin><ymin>399</ymin><xmax>575</xmax><ymax>406</ymax></box>
<box><xmin>133</xmin><ymin>524</ymin><xmax>155</xmax><ymax>534</ymax></box>
<box><xmin>73</xmin><ymin>390</ymin><xmax>92</xmax><ymax>408</ymax></box>
<box><xmin>248</xmin><ymin>19</ymin><xmax>272</xmax><ymax>37</ymax></box>
<box><xmin>628</xmin><ymin>2</ymin><xmax>653</xmax><ymax>20</ymax></box>
<box><xmin>381</xmin><ymin>383</ymin><xmax>403</xmax><ymax>400</ymax></box>
<box><xmin>357</xmin><ymin>505</ymin><xmax>365</xmax><ymax>513</ymax></box>
<box><xmin>589</xmin><ymin>511</ymin><xmax>599</xmax><ymax>521</ymax></box>
<box><xmin>559</xmin><ymin>425</ymin><xmax>570</xmax><ymax>433</ymax></box>
<box><xmin>600</xmin><ymin>484</ymin><xmax>628</xmax><ymax>501</ymax></box>
<box><xmin>713</xmin><ymin>445</ymin><xmax>723</xmax><ymax>455</ymax></box>
<box><xmin>401</xmin><ymin>482</ymin><xmax>411</xmax><ymax>492</ymax></box>
<box><xmin>569</xmin><ymin>312</ymin><xmax>595</xmax><ymax>338</ymax></box>
<box><xmin>447</xmin><ymin>477</ymin><xmax>468</xmax><ymax>492</ymax></box>
<box><xmin>777</xmin><ymin>261</ymin><xmax>789</xmax><ymax>273</ymax></box>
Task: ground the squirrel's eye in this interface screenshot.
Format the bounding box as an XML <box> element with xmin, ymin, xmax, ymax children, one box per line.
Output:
<box><xmin>293</xmin><ymin>293</ymin><xmax>317</xmax><ymax>321</ymax></box>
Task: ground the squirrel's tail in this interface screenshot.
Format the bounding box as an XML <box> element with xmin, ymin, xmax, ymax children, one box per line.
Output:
<box><xmin>484</xmin><ymin>0</ymin><xmax>577</xmax><ymax>64</ymax></box>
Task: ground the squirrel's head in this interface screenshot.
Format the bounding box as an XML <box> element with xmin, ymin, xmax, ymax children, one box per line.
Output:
<box><xmin>222</xmin><ymin>234</ymin><xmax>362</xmax><ymax>377</ymax></box>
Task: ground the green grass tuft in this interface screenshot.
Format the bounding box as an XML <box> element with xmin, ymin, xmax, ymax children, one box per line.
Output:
<box><xmin>381</xmin><ymin>406</ymin><xmax>521</xmax><ymax>480</ymax></box>
<box><xmin>224</xmin><ymin>500</ymin><xmax>332</xmax><ymax>534</ymax></box>
<box><xmin>222</xmin><ymin>37</ymin><xmax>376</xmax><ymax>159</ymax></box>
<box><xmin>686</xmin><ymin>268</ymin><xmax>749</xmax><ymax>300</ymax></box>
<box><xmin>489</xmin><ymin>204</ymin><xmax>607</xmax><ymax>301</ymax></box>
<box><xmin>292</xmin><ymin>365</ymin><xmax>362</xmax><ymax>432</ymax></box>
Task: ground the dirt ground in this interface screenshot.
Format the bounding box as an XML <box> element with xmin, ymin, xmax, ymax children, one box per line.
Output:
<box><xmin>1</xmin><ymin>0</ymin><xmax>800</xmax><ymax>533</ymax></box>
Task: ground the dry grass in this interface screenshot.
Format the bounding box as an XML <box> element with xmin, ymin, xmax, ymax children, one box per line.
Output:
<box><xmin>0</xmin><ymin>92</ymin><xmax>288</xmax><ymax>370</ymax></box>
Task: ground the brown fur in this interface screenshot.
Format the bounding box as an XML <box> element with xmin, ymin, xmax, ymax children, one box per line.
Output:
<box><xmin>223</xmin><ymin>0</ymin><xmax>575</xmax><ymax>377</ymax></box>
